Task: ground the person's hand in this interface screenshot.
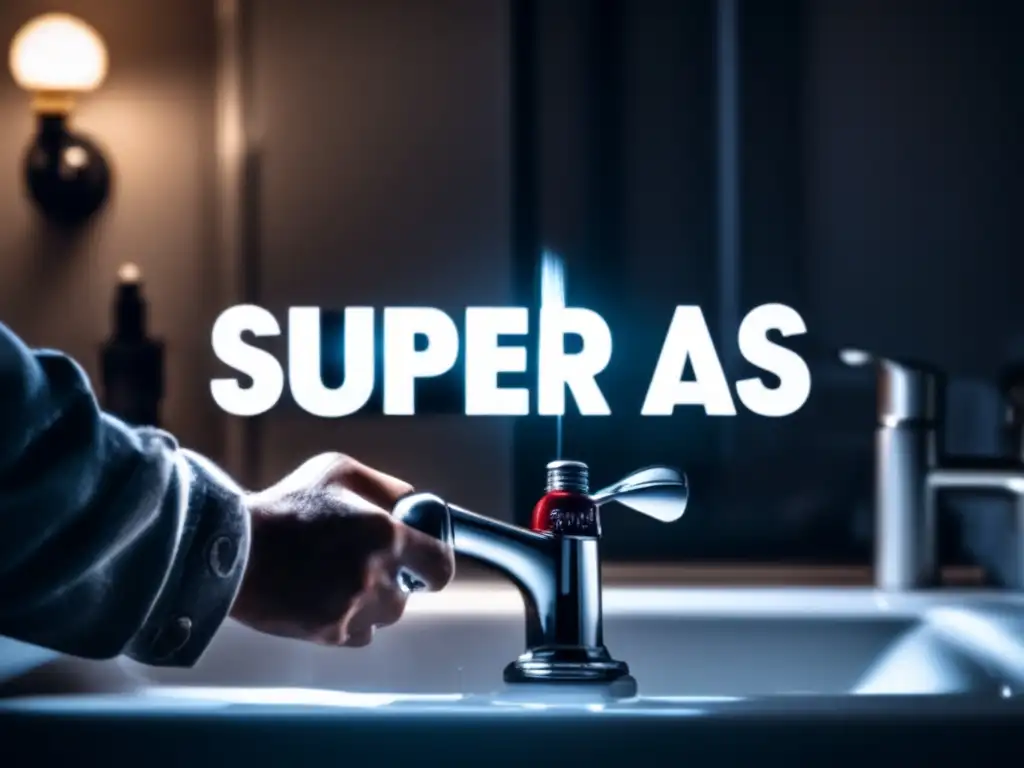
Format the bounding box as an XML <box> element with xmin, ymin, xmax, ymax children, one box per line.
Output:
<box><xmin>229</xmin><ymin>453</ymin><xmax>455</xmax><ymax>647</ymax></box>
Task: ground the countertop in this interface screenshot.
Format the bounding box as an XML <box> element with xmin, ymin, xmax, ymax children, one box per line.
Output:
<box><xmin>1</xmin><ymin>688</ymin><xmax>1023</xmax><ymax>766</ymax></box>
<box><xmin>458</xmin><ymin>559</ymin><xmax>986</xmax><ymax>586</ymax></box>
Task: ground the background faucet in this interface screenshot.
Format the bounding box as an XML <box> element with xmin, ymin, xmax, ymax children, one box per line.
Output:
<box><xmin>849</xmin><ymin>351</ymin><xmax>1024</xmax><ymax>591</ymax></box>
<box><xmin>393</xmin><ymin>464</ymin><xmax>688</xmax><ymax>689</ymax></box>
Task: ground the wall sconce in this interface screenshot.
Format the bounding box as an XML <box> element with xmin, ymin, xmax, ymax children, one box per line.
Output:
<box><xmin>8</xmin><ymin>13</ymin><xmax>111</xmax><ymax>226</ymax></box>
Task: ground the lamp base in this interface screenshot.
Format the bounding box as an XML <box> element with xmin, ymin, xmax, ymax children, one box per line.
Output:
<box><xmin>25</xmin><ymin>115</ymin><xmax>111</xmax><ymax>226</ymax></box>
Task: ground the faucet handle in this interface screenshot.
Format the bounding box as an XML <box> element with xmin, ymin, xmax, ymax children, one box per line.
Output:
<box><xmin>392</xmin><ymin>492</ymin><xmax>453</xmax><ymax>593</ymax></box>
<box><xmin>591</xmin><ymin>465</ymin><xmax>689</xmax><ymax>522</ymax></box>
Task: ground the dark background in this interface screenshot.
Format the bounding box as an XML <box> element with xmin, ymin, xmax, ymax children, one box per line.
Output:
<box><xmin>1</xmin><ymin>0</ymin><xmax>1022</xmax><ymax>573</ymax></box>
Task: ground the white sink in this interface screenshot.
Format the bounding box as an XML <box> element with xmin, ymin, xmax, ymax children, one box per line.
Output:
<box><xmin>22</xmin><ymin>582</ymin><xmax>1024</xmax><ymax>699</ymax></box>
<box><xmin>6</xmin><ymin>582</ymin><xmax>1024</xmax><ymax>765</ymax></box>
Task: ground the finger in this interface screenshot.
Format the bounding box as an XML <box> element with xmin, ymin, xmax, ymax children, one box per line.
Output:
<box><xmin>311</xmin><ymin>588</ymin><xmax>371</xmax><ymax>646</ymax></box>
<box><xmin>324</xmin><ymin>485</ymin><xmax>388</xmax><ymax>516</ymax></box>
<box><xmin>343</xmin><ymin>585</ymin><xmax>407</xmax><ymax>637</ymax></box>
<box><xmin>344</xmin><ymin>625</ymin><xmax>374</xmax><ymax>648</ymax></box>
<box><xmin>353</xmin><ymin>511</ymin><xmax>401</xmax><ymax>555</ymax></box>
<box><xmin>395</xmin><ymin>524</ymin><xmax>456</xmax><ymax>592</ymax></box>
<box><xmin>368</xmin><ymin>584</ymin><xmax>408</xmax><ymax>629</ymax></box>
<box><xmin>324</xmin><ymin>456</ymin><xmax>414</xmax><ymax>511</ymax></box>
<box><xmin>341</xmin><ymin>597</ymin><xmax>390</xmax><ymax>646</ymax></box>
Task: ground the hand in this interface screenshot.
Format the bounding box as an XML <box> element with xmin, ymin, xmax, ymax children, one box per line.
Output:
<box><xmin>229</xmin><ymin>453</ymin><xmax>455</xmax><ymax>647</ymax></box>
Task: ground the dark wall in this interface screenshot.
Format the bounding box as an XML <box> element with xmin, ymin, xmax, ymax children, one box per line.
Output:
<box><xmin>801</xmin><ymin>0</ymin><xmax>1024</xmax><ymax>577</ymax></box>
<box><xmin>0</xmin><ymin>0</ymin><xmax>221</xmax><ymax>458</ymax></box>
<box><xmin>518</xmin><ymin>0</ymin><xmax>722</xmax><ymax>555</ymax></box>
<box><xmin>513</xmin><ymin>0</ymin><xmax>1024</xmax><ymax>563</ymax></box>
<box><xmin>242</xmin><ymin>0</ymin><xmax>517</xmax><ymax>520</ymax></box>
<box><xmin>805</xmin><ymin>0</ymin><xmax>1024</xmax><ymax>374</ymax></box>
<box><xmin>1</xmin><ymin>0</ymin><xmax>1020</xmax><ymax>566</ymax></box>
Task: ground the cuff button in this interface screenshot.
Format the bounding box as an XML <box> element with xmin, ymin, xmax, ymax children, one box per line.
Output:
<box><xmin>152</xmin><ymin>616</ymin><xmax>192</xmax><ymax>661</ymax></box>
<box><xmin>209</xmin><ymin>535</ymin><xmax>238</xmax><ymax>578</ymax></box>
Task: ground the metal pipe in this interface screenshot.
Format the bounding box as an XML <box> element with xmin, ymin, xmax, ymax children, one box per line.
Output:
<box><xmin>715</xmin><ymin>0</ymin><xmax>741</xmax><ymax>458</ymax></box>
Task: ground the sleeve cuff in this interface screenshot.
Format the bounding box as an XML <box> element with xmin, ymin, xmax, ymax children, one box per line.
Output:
<box><xmin>123</xmin><ymin>450</ymin><xmax>251</xmax><ymax>667</ymax></box>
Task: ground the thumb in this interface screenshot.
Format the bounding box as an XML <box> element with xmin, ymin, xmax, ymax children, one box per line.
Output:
<box><xmin>323</xmin><ymin>456</ymin><xmax>414</xmax><ymax>511</ymax></box>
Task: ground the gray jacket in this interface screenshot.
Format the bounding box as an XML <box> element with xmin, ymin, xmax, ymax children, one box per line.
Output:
<box><xmin>0</xmin><ymin>322</ymin><xmax>250</xmax><ymax>667</ymax></box>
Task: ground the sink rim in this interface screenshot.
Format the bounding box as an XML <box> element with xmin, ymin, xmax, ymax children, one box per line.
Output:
<box><xmin>405</xmin><ymin>583</ymin><xmax>1024</xmax><ymax>620</ymax></box>
<box><xmin>2</xmin><ymin>685</ymin><xmax>1023</xmax><ymax>719</ymax></box>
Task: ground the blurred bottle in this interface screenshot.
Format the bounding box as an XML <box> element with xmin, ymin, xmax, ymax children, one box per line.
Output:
<box><xmin>99</xmin><ymin>263</ymin><xmax>165</xmax><ymax>427</ymax></box>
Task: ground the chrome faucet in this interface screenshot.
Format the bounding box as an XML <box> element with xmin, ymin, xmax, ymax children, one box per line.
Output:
<box><xmin>392</xmin><ymin>463</ymin><xmax>688</xmax><ymax>688</ymax></box>
<box><xmin>855</xmin><ymin>352</ymin><xmax>1024</xmax><ymax>591</ymax></box>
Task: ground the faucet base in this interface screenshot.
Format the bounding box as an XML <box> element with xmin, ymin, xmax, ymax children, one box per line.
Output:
<box><xmin>503</xmin><ymin>646</ymin><xmax>632</xmax><ymax>689</ymax></box>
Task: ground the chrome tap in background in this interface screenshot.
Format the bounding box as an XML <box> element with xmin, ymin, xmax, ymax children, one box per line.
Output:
<box><xmin>393</xmin><ymin>465</ymin><xmax>688</xmax><ymax>688</ymax></box>
<box><xmin>844</xmin><ymin>350</ymin><xmax>1024</xmax><ymax>591</ymax></box>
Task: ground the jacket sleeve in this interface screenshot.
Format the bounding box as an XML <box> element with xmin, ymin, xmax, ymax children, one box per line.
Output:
<box><xmin>0</xmin><ymin>322</ymin><xmax>250</xmax><ymax>667</ymax></box>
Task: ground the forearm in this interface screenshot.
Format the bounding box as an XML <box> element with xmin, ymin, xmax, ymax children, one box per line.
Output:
<box><xmin>122</xmin><ymin>444</ymin><xmax>251</xmax><ymax>665</ymax></box>
<box><xmin>0</xmin><ymin>324</ymin><xmax>250</xmax><ymax>666</ymax></box>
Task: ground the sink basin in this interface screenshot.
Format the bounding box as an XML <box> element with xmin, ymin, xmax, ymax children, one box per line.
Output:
<box><xmin>5</xmin><ymin>583</ymin><xmax>1024</xmax><ymax>764</ymax></box>
<box><xmin>12</xmin><ymin>582</ymin><xmax>1024</xmax><ymax>698</ymax></box>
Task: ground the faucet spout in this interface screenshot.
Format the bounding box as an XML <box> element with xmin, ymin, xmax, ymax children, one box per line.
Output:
<box><xmin>446</xmin><ymin>504</ymin><xmax>558</xmax><ymax>648</ymax></box>
<box><xmin>391</xmin><ymin>463</ymin><xmax>687</xmax><ymax>689</ymax></box>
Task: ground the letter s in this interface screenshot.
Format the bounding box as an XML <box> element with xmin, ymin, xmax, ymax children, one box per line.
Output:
<box><xmin>735</xmin><ymin>303</ymin><xmax>811</xmax><ymax>417</ymax></box>
<box><xmin>210</xmin><ymin>305</ymin><xmax>285</xmax><ymax>417</ymax></box>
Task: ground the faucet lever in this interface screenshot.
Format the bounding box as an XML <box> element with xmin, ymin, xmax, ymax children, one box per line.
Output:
<box><xmin>591</xmin><ymin>465</ymin><xmax>689</xmax><ymax>522</ymax></box>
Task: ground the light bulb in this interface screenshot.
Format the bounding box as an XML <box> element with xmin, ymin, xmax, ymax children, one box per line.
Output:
<box><xmin>9</xmin><ymin>14</ymin><xmax>112</xmax><ymax>224</ymax></box>
<box><xmin>9</xmin><ymin>13</ymin><xmax>108</xmax><ymax>102</ymax></box>
<box><xmin>118</xmin><ymin>263</ymin><xmax>141</xmax><ymax>284</ymax></box>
